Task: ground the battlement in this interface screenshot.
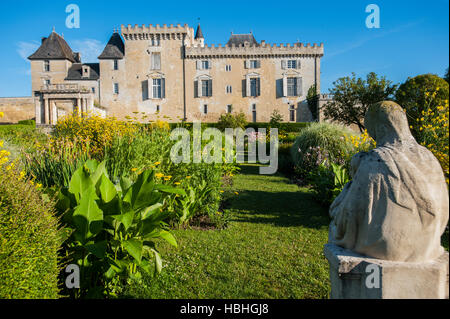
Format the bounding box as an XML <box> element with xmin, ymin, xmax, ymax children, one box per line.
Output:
<box><xmin>185</xmin><ymin>42</ymin><xmax>324</xmax><ymax>58</ymax></box>
<box><xmin>121</xmin><ymin>24</ymin><xmax>191</xmax><ymax>40</ymax></box>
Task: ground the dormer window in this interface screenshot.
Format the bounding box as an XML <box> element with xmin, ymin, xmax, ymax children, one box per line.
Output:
<box><xmin>82</xmin><ymin>66</ymin><xmax>90</xmax><ymax>78</ymax></box>
<box><xmin>44</xmin><ymin>60</ymin><xmax>50</xmax><ymax>72</ymax></box>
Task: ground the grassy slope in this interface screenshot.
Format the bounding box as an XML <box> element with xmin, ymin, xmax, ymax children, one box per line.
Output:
<box><xmin>124</xmin><ymin>164</ymin><xmax>331</xmax><ymax>299</ymax></box>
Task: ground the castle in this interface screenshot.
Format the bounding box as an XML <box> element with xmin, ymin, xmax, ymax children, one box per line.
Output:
<box><xmin>28</xmin><ymin>24</ymin><xmax>324</xmax><ymax>124</ymax></box>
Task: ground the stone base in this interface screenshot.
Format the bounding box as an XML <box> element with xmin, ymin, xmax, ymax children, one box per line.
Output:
<box><xmin>324</xmin><ymin>243</ymin><xmax>449</xmax><ymax>299</ymax></box>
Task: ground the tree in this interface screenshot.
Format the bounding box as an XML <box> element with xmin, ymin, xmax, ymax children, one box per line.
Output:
<box><xmin>269</xmin><ymin>109</ymin><xmax>284</xmax><ymax>127</ymax></box>
<box><xmin>323</xmin><ymin>72</ymin><xmax>397</xmax><ymax>132</ymax></box>
<box><xmin>444</xmin><ymin>68</ymin><xmax>449</xmax><ymax>83</ymax></box>
<box><xmin>306</xmin><ymin>84</ymin><xmax>319</xmax><ymax>121</ymax></box>
<box><xmin>395</xmin><ymin>73</ymin><xmax>449</xmax><ymax>128</ymax></box>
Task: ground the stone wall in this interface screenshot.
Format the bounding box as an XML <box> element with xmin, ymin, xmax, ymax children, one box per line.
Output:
<box><xmin>0</xmin><ymin>97</ymin><xmax>35</xmax><ymax>124</ymax></box>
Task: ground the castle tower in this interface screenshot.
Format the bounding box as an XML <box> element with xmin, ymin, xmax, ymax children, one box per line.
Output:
<box><xmin>195</xmin><ymin>24</ymin><xmax>205</xmax><ymax>47</ymax></box>
<box><xmin>28</xmin><ymin>30</ymin><xmax>79</xmax><ymax>94</ymax></box>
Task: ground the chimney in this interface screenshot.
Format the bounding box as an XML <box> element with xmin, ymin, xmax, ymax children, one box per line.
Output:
<box><xmin>41</xmin><ymin>37</ymin><xmax>47</xmax><ymax>44</ymax></box>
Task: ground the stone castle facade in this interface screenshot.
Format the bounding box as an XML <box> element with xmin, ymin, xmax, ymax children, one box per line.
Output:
<box><xmin>28</xmin><ymin>24</ymin><xmax>324</xmax><ymax>124</ymax></box>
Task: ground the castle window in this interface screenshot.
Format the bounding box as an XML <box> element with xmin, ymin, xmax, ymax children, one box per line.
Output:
<box><xmin>197</xmin><ymin>60</ymin><xmax>211</xmax><ymax>70</ymax></box>
<box><xmin>201</xmin><ymin>79</ymin><xmax>212</xmax><ymax>97</ymax></box>
<box><xmin>44</xmin><ymin>79</ymin><xmax>51</xmax><ymax>86</ymax></box>
<box><xmin>156</xmin><ymin>105</ymin><xmax>160</xmax><ymax>112</ymax></box>
<box><xmin>250</xmin><ymin>78</ymin><xmax>261</xmax><ymax>97</ymax></box>
<box><xmin>91</xmin><ymin>87</ymin><xmax>95</xmax><ymax>93</ymax></box>
<box><xmin>252</xmin><ymin>104</ymin><xmax>257</xmax><ymax>123</ymax></box>
<box><xmin>290</xmin><ymin>105</ymin><xmax>295</xmax><ymax>122</ymax></box>
<box><xmin>226</xmin><ymin>65</ymin><xmax>232</xmax><ymax>72</ymax></box>
<box><xmin>226</xmin><ymin>85</ymin><xmax>232</xmax><ymax>94</ymax></box>
<box><xmin>152</xmin><ymin>78</ymin><xmax>165</xmax><ymax>99</ymax></box>
<box><xmin>151</xmin><ymin>53</ymin><xmax>161</xmax><ymax>70</ymax></box>
<box><xmin>44</xmin><ymin>60</ymin><xmax>50</xmax><ymax>72</ymax></box>
<box><xmin>287</xmin><ymin>77</ymin><xmax>297</xmax><ymax>96</ymax></box>
<box><xmin>114</xmin><ymin>83</ymin><xmax>119</xmax><ymax>94</ymax></box>
<box><xmin>287</xmin><ymin>60</ymin><xmax>297</xmax><ymax>69</ymax></box>
<box><xmin>227</xmin><ymin>105</ymin><xmax>232</xmax><ymax>113</ymax></box>
<box><xmin>202</xmin><ymin>61</ymin><xmax>210</xmax><ymax>70</ymax></box>
<box><xmin>204</xmin><ymin>104</ymin><xmax>208</xmax><ymax>114</ymax></box>
<box><xmin>114</xmin><ymin>59</ymin><xmax>119</xmax><ymax>70</ymax></box>
<box><xmin>250</xmin><ymin>60</ymin><xmax>260</xmax><ymax>69</ymax></box>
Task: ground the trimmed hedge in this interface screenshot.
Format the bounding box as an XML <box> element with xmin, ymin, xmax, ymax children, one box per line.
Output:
<box><xmin>18</xmin><ymin>120</ymin><xmax>35</xmax><ymax>126</ymax></box>
<box><xmin>168</xmin><ymin>122</ymin><xmax>311</xmax><ymax>132</ymax></box>
<box><xmin>0</xmin><ymin>168</ymin><xmax>63</xmax><ymax>299</ymax></box>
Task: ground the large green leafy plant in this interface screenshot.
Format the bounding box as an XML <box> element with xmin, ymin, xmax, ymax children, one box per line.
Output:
<box><xmin>58</xmin><ymin>159</ymin><xmax>184</xmax><ymax>298</ymax></box>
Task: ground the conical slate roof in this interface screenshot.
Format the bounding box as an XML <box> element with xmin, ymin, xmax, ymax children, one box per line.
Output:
<box><xmin>195</xmin><ymin>24</ymin><xmax>204</xmax><ymax>39</ymax></box>
<box><xmin>226</xmin><ymin>33</ymin><xmax>258</xmax><ymax>47</ymax></box>
<box><xmin>98</xmin><ymin>32</ymin><xmax>125</xmax><ymax>59</ymax></box>
<box><xmin>28</xmin><ymin>31</ymin><xmax>76</xmax><ymax>62</ymax></box>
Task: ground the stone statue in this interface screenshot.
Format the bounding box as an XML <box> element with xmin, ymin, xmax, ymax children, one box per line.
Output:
<box><xmin>328</xmin><ymin>101</ymin><xmax>449</xmax><ymax>262</ymax></box>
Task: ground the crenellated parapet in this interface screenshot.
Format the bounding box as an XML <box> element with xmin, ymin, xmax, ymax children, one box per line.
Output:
<box><xmin>121</xmin><ymin>24</ymin><xmax>192</xmax><ymax>41</ymax></box>
<box><xmin>185</xmin><ymin>42</ymin><xmax>324</xmax><ymax>58</ymax></box>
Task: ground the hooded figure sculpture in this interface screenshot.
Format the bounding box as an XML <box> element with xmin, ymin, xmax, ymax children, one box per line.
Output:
<box><xmin>328</xmin><ymin>101</ymin><xmax>449</xmax><ymax>262</ymax></box>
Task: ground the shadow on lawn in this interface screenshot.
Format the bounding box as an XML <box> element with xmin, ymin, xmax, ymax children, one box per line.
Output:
<box><xmin>229</xmin><ymin>165</ymin><xmax>330</xmax><ymax>229</ymax></box>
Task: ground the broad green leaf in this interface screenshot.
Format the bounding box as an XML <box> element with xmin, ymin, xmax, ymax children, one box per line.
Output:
<box><xmin>72</xmin><ymin>187</ymin><xmax>103</xmax><ymax>243</ymax></box>
<box><xmin>120</xmin><ymin>176</ymin><xmax>133</xmax><ymax>194</ymax></box>
<box><xmin>98</xmin><ymin>174</ymin><xmax>117</xmax><ymax>203</ymax></box>
<box><xmin>68</xmin><ymin>165</ymin><xmax>94</xmax><ymax>204</ymax></box>
<box><xmin>153</xmin><ymin>249</ymin><xmax>162</xmax><ymax>273</ymax></box>
<box><xmin>141</xmin><ymin>203</ymin><xmax>163</xmax><ymax>220</ymax></box>
<box><xmin>111</xmin><ymin>210</ymin><xmax>135</xmax><ymax>230</ymax></box>
<box><xmin>84</xmin><ymin>159</ymin><xmax>99</xmax><ymax>174</ymax></box>
<box><xmin>154</xmin><ymin>184</ymin><xmax>187</xmax><ymax>196</ymax></box>
<box><xmin>159</xmin><ymin>230</ymin><xmax>177</xmax><ymax>248</ymax></box>
<box><xmin>91</xmin><ymin>161</ymin><xmax>108</xmax><ymax>186</ymax></box>
<box><xmin>85</xmin><ymin>240</ymin><xmax>107</xmax><ymax>258</ymax></box>
<box><xmin>123</xmin><ymin>238</ymin><xmax>143</xmax><ymax>263</ymax></box>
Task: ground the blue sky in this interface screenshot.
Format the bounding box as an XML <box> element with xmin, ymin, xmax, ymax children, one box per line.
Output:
<box><xmin>0</xmin><ymin>0</ymin><xmax>448</xmax><ymax>97</ymax></box>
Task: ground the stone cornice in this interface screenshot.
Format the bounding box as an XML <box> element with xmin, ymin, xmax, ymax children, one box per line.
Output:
<box><xmin>185</xmin><ymin>42</ymin><xmax>324</xmax><ymax>59</ymax></box>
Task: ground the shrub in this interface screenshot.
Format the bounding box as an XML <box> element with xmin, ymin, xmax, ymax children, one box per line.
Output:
<box><xmin>395</xmin><ymin>74</ymin><xmax>449</xmax><ymax>132</ymax></box>
<box><xmin>0</xmin><ymin>144</ymin><xmax>63</xmax><ymax>299</ymax></box>
<box><xmin>24</xmin><ymin>137</ymin><xmax>89</xmax><ymax>188</ymax></box>
<box><xmin>269</xmin><ymin>110</ymin><xmax>284</xmax><ymax>127</ymax></box>
<box><xmin>216</xmin><ymin>112</ymin><xmax>247</xmax><ymax>131</ymax></box>
<box><xmin>53</xmin><ymin>113</ymin><xmax>137</xmax><ymax>159</ymax></box>
<box><xmin>57</xmin><ymin>160</ymin><xmax>182</xmax><ymax>298</ymax></box>
<box><xmin>18</xmin><ymin>119</ymin><xmax>35</xmax><ymax>126</ymax></box>
<box><xmin>246</xmin><ymin>122</ymin><xmax>310</xmax><ymax>133</ymax></box>
<box><xmin>291</xmin><ymin>122</ymin><xmax>356</xmax><ymax>178</ymax></box>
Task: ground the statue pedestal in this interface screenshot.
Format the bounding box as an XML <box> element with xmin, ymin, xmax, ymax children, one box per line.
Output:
<box><xmin>324</xmin><ymin>243</ymin><xmax>449</xmax><ymax>299</ymax></box>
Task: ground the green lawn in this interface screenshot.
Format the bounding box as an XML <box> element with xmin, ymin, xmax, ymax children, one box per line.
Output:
<box><xmin>123</xmin><ymin>164</ymin><xmax>331</xmax><ymax>299</ymax></box>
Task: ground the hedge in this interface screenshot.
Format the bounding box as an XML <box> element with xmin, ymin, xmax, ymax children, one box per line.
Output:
<box><xmin>0</xmin><ymin>168</ymin><xmax>63</xmax><ymax>299</ymax></box>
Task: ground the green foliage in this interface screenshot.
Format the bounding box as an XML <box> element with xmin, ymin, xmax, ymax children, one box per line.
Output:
<box><xmin>0</xmin><ymin>167</ymin><xmax>63</xmax><ymax>299</ymax></box>
<box><xmin>323</xmin><ymin>72</ymin><xmax>398</xmax><ymax>132</ymax></box>
<box><xmin>216</xmin><ymin>112</ymin><xmax>248</xmax><ymax>131</ymax></box>
<box><xmin>104</xmin><ymin>128</ymin><xmax>224</xmax><ymax>225</ymax></box>
<box><xmin>0</xmin><ymin>124</ymin><xmax>47</xmax><ymax>150</ymax></box>
<box><xmin>307</xmin><ymin>85</ymin><xmax>319</xmax><ymax>121</ymax></box>
<box><xmin>246</xmin><ymin>122</ymin><xmax>310</xmax><ymax>133</ymax></box>
<box><xmin>308</xmin><ymin>162</ymin><xmax>350</xmax><ymax>205</ymax></box>
<box><xmin>18</xmin><ymin>119</ymin><xmax>35</xmax><ymax>126</ymax></box>
<box><xmin>57</xmin><ymin>159</ymin><xmax>182</xmax><ymax>298</ymax></box>
<box><xmin>444</xmin><ymin>68</ymin><xmax>449</xmax><ymax>84</ymax></box>
<box><xmin>24</xmin><ymin>138</ymin><xmax>89</xmax><ymax>188</ymax></box>
<box><xmin>291</xmin><ymin>122</ymin><xmax>355</xmax><ymax>178</ymax></box>
<box><xmin>395</xmin><ymin>73</ymin><xmax>449</xmax><ymax>134</ymax></box>
<box><xmin>269</xmin><ymin>110</ymin><xmax>284</xmax><ymax>127</ymax></box>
